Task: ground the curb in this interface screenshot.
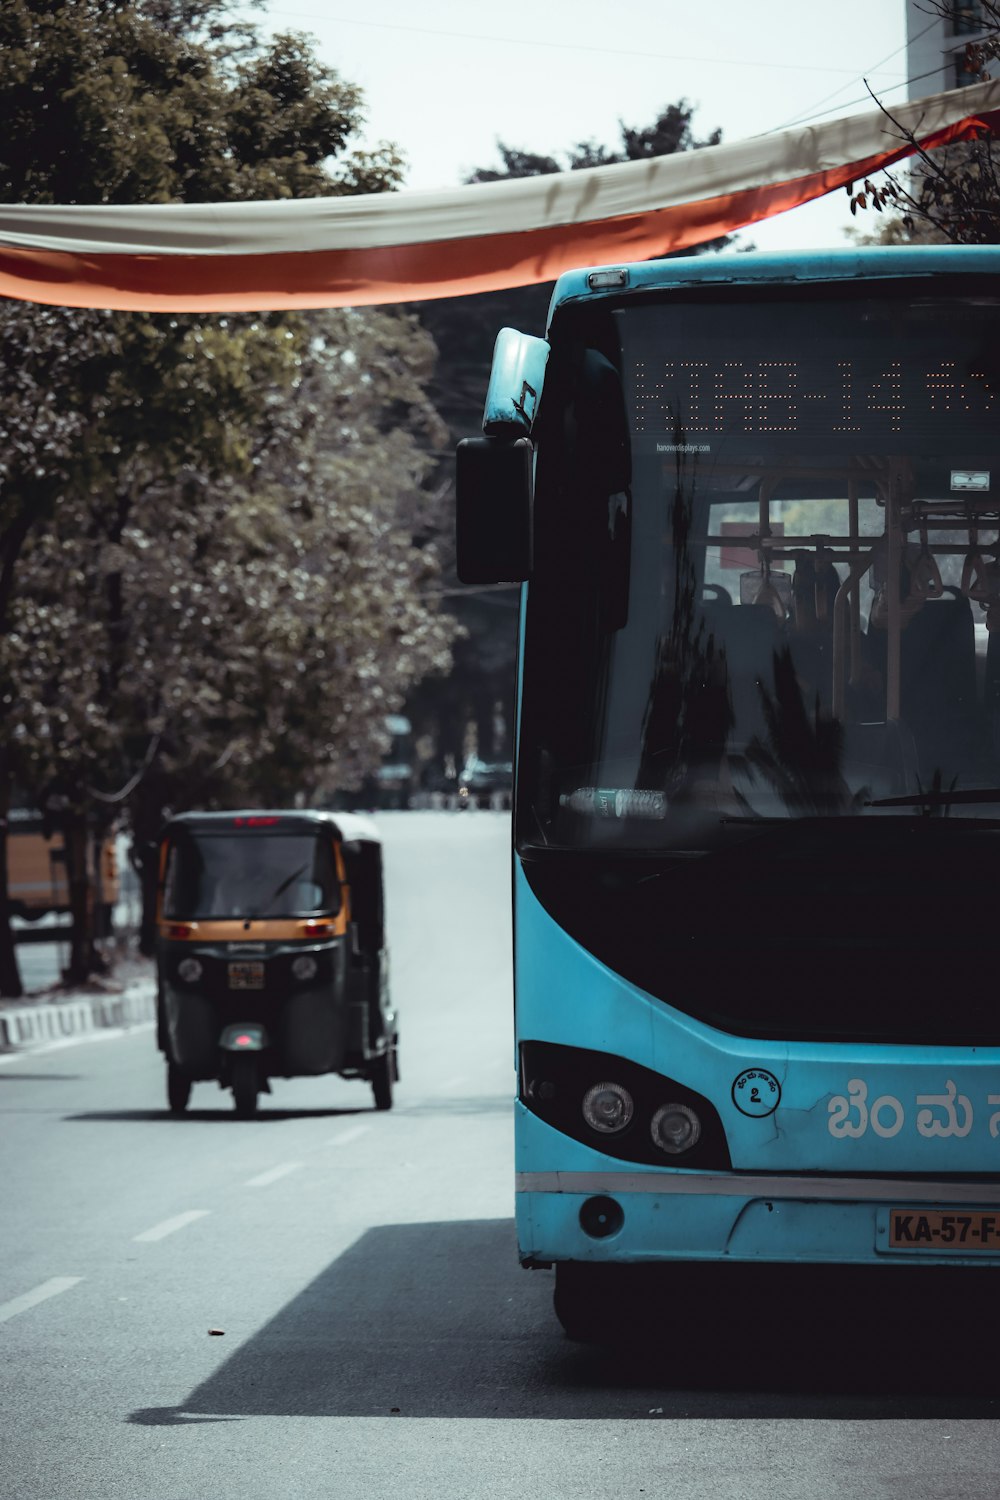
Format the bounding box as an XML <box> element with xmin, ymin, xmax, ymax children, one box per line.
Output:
<box><xmin>0</xmin><ymin>982</ymin><xmax>156</xmax><ymax>1051</ymax></box>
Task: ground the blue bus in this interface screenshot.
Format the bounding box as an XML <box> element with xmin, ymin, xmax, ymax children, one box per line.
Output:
<box><xmin>456</xmin><ymin>247</ymin><xmax>1000</xmax><ymax>1337</ymax></box>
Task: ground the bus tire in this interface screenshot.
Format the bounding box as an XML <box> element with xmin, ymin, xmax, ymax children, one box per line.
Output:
<box><xmin>166</xmin><ymin>1062</ymin><xmax>192</xmax><ymax>1115</ymax></box>
<box><xmin>553</xmin><ymin>1263</ymin><xmax>622</xmax><ymax>1343</ymax></box>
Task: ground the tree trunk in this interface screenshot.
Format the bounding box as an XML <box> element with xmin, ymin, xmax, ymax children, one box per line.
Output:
<box><xmin>0</xmin><ymin>762</ymin><xmax>23</xmax><ymax>998</ymax></box>
<box><xmin>0</xmin><ymin>513</ymin><xmax>34</xmax><ymax>999</ymax></box>
<box><xmin>64</xmin><ymin>811</ymin><xmax>97</xmax><ymax>985</ymax></box>
<box><xmin>130</xmin><ymin>768</ymin><xmax>169</xmax><ymax>957</ymax></box>
<box><xmin>136</xmin><ymin>842</ymin><xmax>160</xmax><ymax>959</ymax></box>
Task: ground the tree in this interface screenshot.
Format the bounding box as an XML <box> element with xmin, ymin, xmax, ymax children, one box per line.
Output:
<box><xmin>408</xmin><ymin>103</ymin><xmax>729</xmax><ymax>773</ymax></box>
<box><xmin>465</xmin><ymin>101</ymin><xmax>722</xmax><ymax>183</ymax></box>
<box><xmin>0</xmin><ymin>2</ymin><xmax>451</xmax><ymax>988</ymax></box>
<box><xmin>850</xmin><ymin>2</ymin><xmax>1000</xmax><ymax>244</ymax></box>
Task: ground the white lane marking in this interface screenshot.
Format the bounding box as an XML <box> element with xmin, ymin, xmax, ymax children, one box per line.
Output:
<box><xmin>244</xmin><ymin>1162</ymin><xmax>302</xmax><ymax>1188</ymax></box>
<box><xmin>0</xmin><ymin>1277</ymin><xmax>83</xmax><ymax>1325</ymax></box>
<box><xmin>133</xmin><ymin>1210</ymin><xmax>210</xmax><ymax>1243</ymax></box>
<box><xmin>327</xmin><ymin>1124</ymin><xmax>369</xmax><ymax>1148</ymax></box>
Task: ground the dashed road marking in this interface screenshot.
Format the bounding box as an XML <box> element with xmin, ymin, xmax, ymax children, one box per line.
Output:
<box><xmin>0</xmin><ymin>1277</ymin><xmax>83</xmax><ymax>1325</ymax></box>
<box><xmin>326</xmin><ymin>1124</ymin><xmax>369</xmax><ymax>1147</ymax></box>
<box><xmin>245</xmin><ymin>1162</ymin><xmax>303</xmax><ymax>1188</ymax></box>
<box><xmin>133</xmin><ymin>1210</ymin><xmax>210</xmax><ymax>1243</ymax></box>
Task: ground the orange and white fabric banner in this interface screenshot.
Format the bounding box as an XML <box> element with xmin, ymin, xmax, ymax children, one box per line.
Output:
<box><xmin>1</xmin><ymin>81</ymin><xmax>998</xmax><ymax>312</ymax></box>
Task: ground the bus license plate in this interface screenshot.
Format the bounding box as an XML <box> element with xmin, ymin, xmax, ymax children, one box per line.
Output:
<box><xmin>228</xmin><ymin>961</ymin><xmax>264</xmax><ymax>990</ymax></box>
<box><xmin>888</xmin><ymin>1208</ymin><xmax>1000</xmax><ymax>1250</ymax></box>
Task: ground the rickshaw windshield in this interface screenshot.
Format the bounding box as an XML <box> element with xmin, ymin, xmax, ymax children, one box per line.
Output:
<box><xmin>163</xmin><ymin>831</ymin><xmax>340</xmax><ymax>919</ymax></box>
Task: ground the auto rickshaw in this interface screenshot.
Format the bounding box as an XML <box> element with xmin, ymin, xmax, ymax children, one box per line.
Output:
<box><xmin>155</xmin><ymin>810</ymin><xmax>397</xmax><ymax>1117</ymax></box>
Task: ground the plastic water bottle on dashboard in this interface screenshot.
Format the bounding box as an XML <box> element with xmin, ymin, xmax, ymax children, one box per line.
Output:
<box><xmin>559</xmin><ymin>787</ymin><xmax>667</xmax><ymax>819</ymax></box>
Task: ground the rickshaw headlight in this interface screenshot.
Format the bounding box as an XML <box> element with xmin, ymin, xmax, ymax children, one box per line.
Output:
<box><xmin>177</xmin><ymin>957</ymin><xmax>203</xmax><ymax>984</ymax></box>
<box><xmin>650</xmin><ymin>1102</ymin><xmax>701</xmax><ymax>1155</ymax></box>
<box><xmin>581</xmin><ymin>1081</ymin><xmax>634</xmax><ymax>1134</ymax></box>
<box><xmin>291</xmin><ymin>954</ymin><xmax>318</xmax><ymax>982</ymax></box>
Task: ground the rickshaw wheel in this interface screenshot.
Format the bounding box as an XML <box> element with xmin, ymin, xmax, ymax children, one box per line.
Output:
<box><xmin>371</xmin><ymin>1049</ymin><xmax>394</xmax><ymax>1111</ymax></box>
<box><xmin>167</xmin><ymin>1062</ymin><xmax>192</xmax><ymax>1115</ymax></box>
<box><xmin>232</xmin><ymin>1054</ymin><xmax>259</xmax><ymax>1118</ymax></box>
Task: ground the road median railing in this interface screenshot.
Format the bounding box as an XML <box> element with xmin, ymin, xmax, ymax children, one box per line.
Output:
<box><xmin>0</xmin><ymin>978</ymin><xmax>156</xmax><ymax>1052</ymax></box>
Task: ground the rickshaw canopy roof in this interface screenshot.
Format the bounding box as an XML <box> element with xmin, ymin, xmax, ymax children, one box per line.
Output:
<box><xmin>160</xmin><ymin>809</ymin><xmax>381</xmax><ymax>847</ymax></box>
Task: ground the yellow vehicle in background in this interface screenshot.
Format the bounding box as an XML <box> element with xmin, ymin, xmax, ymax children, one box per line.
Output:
<box><xmin>155</xmin><ymin>810</ymin><xmax>398</xmax><ymax>1117</ymax></box>
<box><xmin>6</xmin><ymin>807</ymin><xmax>119</xmax><ymax>928</ymax></box>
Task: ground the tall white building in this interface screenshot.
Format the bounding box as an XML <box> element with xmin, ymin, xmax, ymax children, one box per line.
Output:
<box><xmin>906</xmin><ymin>1</ymin><xmax>997</xmax><ymax>97</ymax></box>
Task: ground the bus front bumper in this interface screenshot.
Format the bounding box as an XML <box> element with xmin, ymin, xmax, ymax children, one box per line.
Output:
<box><xmin>516</xmin><ymin>1170</ymin><xmax>1000</xmax><ymax>1269</ymax></box>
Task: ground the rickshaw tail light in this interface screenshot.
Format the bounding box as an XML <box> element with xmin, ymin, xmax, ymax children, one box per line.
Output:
<box><xmin>167</xmin><ymin>923</ymin><xmax>194</xmax><ymax>940</ymax></box>
<box><xmin>300</xmin><ymin>920</ymin><xmax>332</xmax><ymax>938</ymax></box>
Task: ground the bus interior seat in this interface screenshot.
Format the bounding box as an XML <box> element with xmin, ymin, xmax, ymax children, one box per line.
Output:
<box><xmin>699</xmin><ymin>602</ymin><xmax>783</xmax><ymax>743</ymax></box>
<box><xmin>862</xmin><ymin>587</ymin><xmax>979</xmax><ymax>775</ymax></box>
<box><xmin>786</xmin><ymin>557</ymin><xmax>842</xmax><ymax>710</ymax></box>
<box><xmin>791</xmin><ymin>556</ymin><xmax>841</xmax><ymax>631</ymax></box>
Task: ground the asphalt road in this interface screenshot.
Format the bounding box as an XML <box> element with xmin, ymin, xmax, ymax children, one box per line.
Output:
<box><xmin>1</xmin><ymin>811</ymin><xmax>998</xmax><ymax>1500</ymax></box>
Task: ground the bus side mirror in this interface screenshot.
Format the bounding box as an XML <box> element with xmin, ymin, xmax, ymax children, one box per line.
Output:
<box><xmin>482</xmin><ymin>329</ymin><xmax>549</xmax><ymax>437</ymax></box>
<box><xmin>456</xmin><ymin>436</ymin><xmax>533</xmax><ymax>585</ymax></box>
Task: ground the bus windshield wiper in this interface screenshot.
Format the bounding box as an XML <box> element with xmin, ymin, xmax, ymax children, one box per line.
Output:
<box><xmin>865</xmin><ymin>789</ymin><xmax>1000</xmax><ymax>809</ymax></box>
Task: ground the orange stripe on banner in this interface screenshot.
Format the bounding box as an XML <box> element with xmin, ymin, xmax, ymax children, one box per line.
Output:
<box><xmin>0</xmin><ymin>111</ymin><xmax>996</xmax><ymax>311</ymax></box>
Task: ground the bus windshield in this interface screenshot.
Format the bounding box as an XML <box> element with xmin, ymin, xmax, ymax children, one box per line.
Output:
<box><xmin>163</xmin><ymin>831</ymin><xmax>340</xmax><ymax>919</ymax></box>
<box><xmin>519</xmin><ymin>287</ymin><xmax>1000</xmax><ymax>853</ymax></box>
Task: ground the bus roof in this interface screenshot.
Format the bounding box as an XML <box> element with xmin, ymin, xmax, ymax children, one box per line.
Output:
<box><xmin>162</xmin><ymin>809</ymin><xmax>381</xmax><ymax>845</ymax></box>
<box><xmin>547</xmin><ymin>245</ymin><xmax>1000</xmax><ymax>327</ymax></box>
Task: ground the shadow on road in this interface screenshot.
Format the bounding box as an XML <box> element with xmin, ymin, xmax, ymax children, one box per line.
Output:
<box><xmin>0</xmin><ymin>1073</ymin><xmax>84</xmax><ymax>1082</ymax></box>
<box><xmin>65</xmin><ymin>1107</ymin><xmax>372</xmax><ymax>1123</ymax></box>
<box><xmin>128</xmin><ymin>1219</ymin><xmax>1000</xmax><ymax>1423</ymax></box>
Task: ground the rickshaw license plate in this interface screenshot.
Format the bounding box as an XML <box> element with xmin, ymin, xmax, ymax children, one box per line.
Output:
<box><xmin>228</xmin><ymin>961</ymin><xmax>264</xmax><ymax>990</ymax></box>
<box><xmin>888</xmin><ymin>1208</ymin><xmax>1000</xmax><ymax>1250</ymax></box>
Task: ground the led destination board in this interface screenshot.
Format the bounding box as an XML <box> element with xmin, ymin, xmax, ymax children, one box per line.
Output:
<box><xmin>630</xmin><ymin>356</ymin><xmax>997</xmax><ymax>439</ymax></box>
<box><xmin>622</xmin><ymin>300</ymin><xmax>1000</xmax><ymax>448</ymax></box>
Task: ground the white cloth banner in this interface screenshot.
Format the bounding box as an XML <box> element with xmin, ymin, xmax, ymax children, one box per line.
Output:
<box><xmin>0</xmin><ymin>80</ymin><xmax>996</xmax><ymax>310</ymax></box>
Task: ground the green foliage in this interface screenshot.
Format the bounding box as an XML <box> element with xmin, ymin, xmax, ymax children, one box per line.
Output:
<box><xmin>466</xmin><ymin>101</ymin><xmax>722</xmax><ymax>182</ymax></box>
<box><xmin>3</xmin><ymin>309</ymin><xmax>452</xmax><ymax>809</ymax></box>
<box><xmin>0</xmin><ymin>1</ymin><xmax>382</xmax><ymax>203</ymax></box>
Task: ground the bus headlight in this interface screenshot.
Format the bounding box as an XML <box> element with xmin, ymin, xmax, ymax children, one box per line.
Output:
<box><xmin>651</xmin><ymin>1102</ymin><xmax>701</xmax><ymax>1155</ymax></box>
<box><xmin>177</xmin><ymin>957</ymin><xmax>203</xmax><ymax>984</ymax></box>
<box><xmin>291</xmin><ymin>954</ymin><xmax>318</xmax><ymax>982</ymax></box>
<box><xmin>581</xmin><ymin>1081</ymin><xmax>634</xmax><ymax>1134</ymax></box>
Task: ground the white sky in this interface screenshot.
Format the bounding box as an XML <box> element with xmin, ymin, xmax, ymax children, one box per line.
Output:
<box><xmin>243</xmin><ymin>0</ymin><xmax>912</xmax><ymax>251</ymax></box>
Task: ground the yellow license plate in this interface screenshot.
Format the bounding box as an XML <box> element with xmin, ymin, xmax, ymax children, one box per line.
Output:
<box><xmin>889</xmin><ymin>1208</ymin><xmax>1000</xmax><ymax>1250</ymax></box>
<box><xmin>227</xmin><ymin>961</ymin><xmax>264</xmax><ymax>990</ymax></box>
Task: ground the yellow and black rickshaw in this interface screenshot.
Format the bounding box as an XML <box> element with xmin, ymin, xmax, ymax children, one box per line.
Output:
<box><xmin>155</xmin><ymin>810</ymin><xmax>397</xmax><ymax>1116</ymax></box>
